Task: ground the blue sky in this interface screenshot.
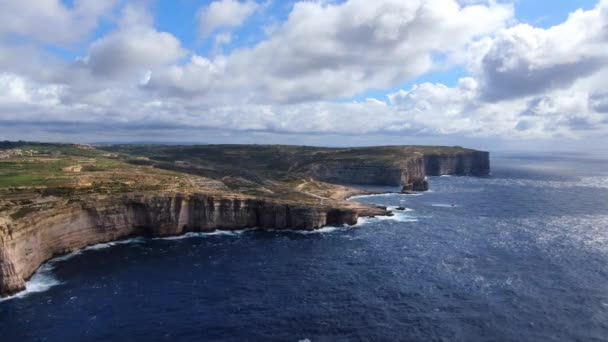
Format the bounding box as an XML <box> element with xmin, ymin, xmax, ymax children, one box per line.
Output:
<box><xmin>82</xmin><ymin>0</ymin><xmax>602</xmax><ymax>101</ymax></box>
<box><xmin>53</xmin><ymin>1</ymin><xmax>599</xmax><ymax>66</ymax></box>
<box><xmin>0</xmin><ymin>0</ymin><xmax>607</xmax><ymax>150</ymax></box>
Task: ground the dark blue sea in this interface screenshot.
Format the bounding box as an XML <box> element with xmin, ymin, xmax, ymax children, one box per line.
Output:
<box><xmin>2</xmin><ymin>153</ymin><xmax>608</xmax><ymax>341</ymax></box>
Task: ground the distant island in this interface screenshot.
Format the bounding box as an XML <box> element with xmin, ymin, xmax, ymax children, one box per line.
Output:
<box><xmin>0</xmin><ymin>142</ymin><xmax>489</xmax><ymax>297</ymax></box>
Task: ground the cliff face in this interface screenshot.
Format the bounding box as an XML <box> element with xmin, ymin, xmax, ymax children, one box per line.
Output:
<box><xmin>305</xmin><ymin>162</ymin><xmax>404</xmax><ymax>186</ymax></box>
<box><xmin>424</xmin><ymin>151</ymin><xmax>490</xmax><ymax>176</ymax></box>
<box><xmin>303</xmin><ymin>150</ymin><xmax>489</xmax><ymax>192</ymax></box>
<box><xmin>0</xmin><ymin>145</ymin><xmax>491</xmax><ymax>298</ymax></box>
<box><xmin>303</xmin><ymin>156</ymin><xmax>428</xmax><ymax>191</ymax></box>
<box><xmin>0</xmin><ymin>194</ymin><xmax>360</xmax><ymax>297</ymax></box>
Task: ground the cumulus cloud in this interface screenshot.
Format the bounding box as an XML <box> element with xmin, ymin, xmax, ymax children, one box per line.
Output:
<box><xmin>79</xmin><ymin>3</ymin><xmax>186</xmax><ymax>78</ymax></box>
<box><xmin>0</xmin><ymin>0</ymin><xmax>607</xmax><ymax>143</ymax></box>
<box><xmin>0</xmin><ymin>0</ymin><xmax>118</xmax><ymax>45</ymax></box>
<box><xmin>462</xmin><ymin>0</ymin><xmax>608</xmax><ymax>102</ymax></box>
<box><xmin>198</xmin><ymin>0</ymin><xmax>260</xmax><ymax>38</ymax></box>
<box><xmin>149</xmin><ymin>0</ymin><xmax>513</xmax><ymax>104</ymax></box>
<box><xmin>0</xmin><ymin>73</ymin><xmax>62</xmax><ymax>106</ymax></box>
<box><xmin>84</xmin><ymin>28</ymin><xmax>185</xmax><ymax>77</ymax></box>
<box><xmin>386</xmin><ymin>0</ymin><xmax>608</xmax><ymax>138</ymax></box>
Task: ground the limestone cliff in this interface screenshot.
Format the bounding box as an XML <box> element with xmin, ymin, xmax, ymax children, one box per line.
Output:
<box><xmin>0</xmin><ymin>143</ymin><xmax>491</xmax><ymax>298</ymax></box>
<box><xmin>302</xmin><ymin>150</ymin><xmax>489</xmax><ymax>192</ymax></box>
<box><xmin>424</xmin><ymin>151</ymin><xmax>490</xmax><ymax>176</ymax></box>
<box><xmin>0</xmin><ymin>193</ymin><xmax>369</xmax><ymax>297</ymax></box>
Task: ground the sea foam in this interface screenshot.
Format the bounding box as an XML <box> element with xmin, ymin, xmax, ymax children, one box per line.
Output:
<box><xmin>1</xmin><ymin>237</ymin><xmax>147</xmax><ymax>302</ymax></box>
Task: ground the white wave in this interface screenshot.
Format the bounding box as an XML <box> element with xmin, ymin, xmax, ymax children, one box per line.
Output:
<box><xmin>153</xmin><ymin>228</ymin><xmax>258</xmax><ymax>241</ymax></box>
<box><xmin>51</xmin><ymin>251</ymin><xmax>82</xmax><ymax>262</ymax></box>
<box><xmin>1</xmin><ymin>213</ymin><xmax>410</xmax><ymax>302</ymax></box>
<box><xmin>282</xmin><ymin>226</ymin><xmax>342</xmax><ymax>235</ymax></box>
<box><xmin>0</xmin><ymin>264</ymin><xmax>61</xmax><ymax>303</ymax></box>
<box><xmin>349</xmin><ymin>192</ymin><xmax>426</xmax><ymax>202</ymax></box>
<box><xmin>0</xmin><ymin>237</ymin><xmax>149</xmax><ymax>302</ymax></box>
<box><xmin>357</xmin><ymin>211</ymin><xmax>418</xmax><ymax>225</ymax></box>
<box><xmin>347</xmin><ymin>193</ymin><xmax>396</xmax><ymax>200</ymax></box>
<box><xmin>205</xmin><ymin>229</ymin><xmax>256</xmax><ymax>236</ymax></box>
<box><xmin>579</xmin><ymin>176</ymin><xmax>608</xmax><ymax>189</ymax></box>
<box><xmin>84</xmin><ymin>237</ymin><xmax>146</xmax><ymax>251</ymax></box>
<box><xmin>431</xmin><ymin>203</ymin><xmax>458</xmax><ymax>208</ymax></box>
<box><xmin>376</xmin><ymin>212</ymin><xmax>419</xmax><ymax>223</ymax></box>
<box><xmin>154</xmin><ymin>232</ymin><xmax>202</xmax><ymax>241</ymax></box>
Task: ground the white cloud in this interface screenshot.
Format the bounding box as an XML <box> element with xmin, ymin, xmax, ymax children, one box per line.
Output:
<box><xmin>80</xmin><ymin>4</ymin><xmax>186</xmax><ymax>78</ymax></box>
<box><xmin>198</xmin><ymin>0</ymin><xmax>260</xmax><ymax>38</ymax></box>
<box><xmin>150</xmin><ymin>0</ymin><xmax>513</xmax><ymax>104</ymax></box>
<box><xmin>0</xmin><ymin>0</ymin><xmax>607</xmax><ymax>143</ymax></box>
<box><xmin>469</xmin><ymin>0</ymin><xmax>608</xmax><ymax>101</ymax></box>
<box><xmin>85</xmin><ymin>28</ymin><xmax>185</xmax><ymax>77</ymax></box>
<box><xmin>385</xmin><ymin>0</ymin><xmax>608</xmax><ymax>139</ymax></box>
<box><xmin>0</xmin><ymin>73</ymin><xmax>62</xmax><ymax>106</ymax></box>
<box><xmin>0</xmin><ymin>0</ymin><xmax>118</xmax><ymax>45</ymax></box>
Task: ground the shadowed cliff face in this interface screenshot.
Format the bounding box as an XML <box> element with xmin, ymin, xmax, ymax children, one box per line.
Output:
<box><xmin>302</xmin><ymin>151</ymin><xmax>489</xmax><ymax>192</ymax></box>
<box><xmin>0</xmin><ymin>239</ymin><xmax>25</xmax><ymax>297</ymax></box>
<box><xmin>424</xmin><ymin>152</ymin><xmax>491</xmax><ymax>177</ymax></box>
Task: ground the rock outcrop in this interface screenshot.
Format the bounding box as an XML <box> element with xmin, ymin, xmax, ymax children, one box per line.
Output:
<box><xmin>0</xmin><ymin>193</ymin><xmax>365</xmax><ymax>297</ymax></box>
<box><xmin>303</xmin><ymin>156</ymin><xmax>427</xmax><ymax>190</ymax></box>
<box><xmin>0</xmin><ymin>145</ymin><xmax>491</xmax><ymax>298</ymax></box>
<box><xmin>424</xmin><ymin>151</ymin><xmax>490</xmax><ymax>176</ymax></box>
<box><xmin>303</xmin><ymin>150</ymin><xmax>489</xmax><ymax>192</ymax></box>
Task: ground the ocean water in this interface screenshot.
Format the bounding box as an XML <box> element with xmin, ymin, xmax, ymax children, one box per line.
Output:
<box><xmin>2</xmin><ymin>153</ymin><xmax>608</xmax><ymax>341</ymax></box>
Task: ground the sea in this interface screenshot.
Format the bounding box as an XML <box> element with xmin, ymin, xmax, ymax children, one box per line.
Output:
<box><xmin>1</xmin><ymin>152</ymin><xmax>608</xmax><ymax>341</ymax></box>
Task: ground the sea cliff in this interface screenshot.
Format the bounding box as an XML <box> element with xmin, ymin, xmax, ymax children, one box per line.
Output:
<box><xmin>303</xmin><ymin>150</ymin><xmax>489</xmax><ymax>192</ymax></box>
<box><xmin>424</xmin><ymin>151</ymin><xmax>490</xmax><ymax>176</ymax></box>
<box><xmin>0</xmin><ymin>193</ymin><xmax>366</xmax><ymax>296</ymax></box>
<box><xmin>0</xmin><ymin>143</ymin><xmax>490</xmax><ymax>297</ymax></box>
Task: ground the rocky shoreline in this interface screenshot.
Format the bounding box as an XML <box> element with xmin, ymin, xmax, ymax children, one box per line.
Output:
<box><xmin>0</xmin><ymin>193</ymin><xmax>381</xmax><ymax>297</ymax></box>
<box><xmin>0</xmin><ymin>147</ymin><xmax>490</xmax><ymax>297</ymax></box>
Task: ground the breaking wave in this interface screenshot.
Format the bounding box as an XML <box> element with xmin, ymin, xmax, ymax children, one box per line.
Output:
<box><xmin>1</xmin><ymin>237</ymin><xmax>147</xmax><ymax>302</ymax></box>
<box><xmin>3</xmin><ymin>193</ymin><xmax>422</xmax><ymax>301</ymax></box>
<box><xmin>0</xmin><ymin>264</ymin><xmax>60</xmax><ymax>302</ymax></box>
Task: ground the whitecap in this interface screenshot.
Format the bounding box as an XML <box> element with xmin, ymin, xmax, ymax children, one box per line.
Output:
<box><xmin>153</xmin><ymin>228</ymin><xmax>258</xmax><ymax>241</ymax></box>
<box><xmin>285</xmin><ymin>226</ymin><xmax>341</xmax><ymax>235</ymax></box>
<box><xmin>1</xmin><ymin>237</ymin><xmax>149</xmax><ymax>302</ymax></box>
<box><xmin>431</xmin><ymin>203</ymin><xmax>458</xmax><ymax>208</ymax></box>
<box><xmin>0</xmin><ymin>264</ymin><xmax>61</xmax><ymax>302</ymax></box>
<box><xmin>83</xmin><ymin>237</ymin><xmax>146</xmax><ymax>251</ymax></box>
<box><xmin>375</xmin><ymin>212</ymin><xmax>419</xmax><ymax>223</ymax></box>
<box><xmin>347</xmin><ymin>193</ymin><xmax>395</xmax><ymax>200</ymax></box>
<box><xmin>357</xmin><ymin>211</ymin><xmax>418</xmax><ymax>225</ymax></box>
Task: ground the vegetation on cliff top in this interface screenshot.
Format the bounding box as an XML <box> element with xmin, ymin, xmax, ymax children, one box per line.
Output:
<box><xmin>0</xmin><ymin>142</ymin><xmax>484</xmax><ymax>220</ymax></box>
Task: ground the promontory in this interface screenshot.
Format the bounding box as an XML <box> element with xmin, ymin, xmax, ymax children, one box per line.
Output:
<box><xmin>0</xmin><ymin>142</ymin><xmax>489</xmax><ymax>297</ymax></box>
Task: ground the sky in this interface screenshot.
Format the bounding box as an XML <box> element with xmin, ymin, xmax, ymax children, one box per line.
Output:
<box><xmin>0</xmin><ymin>0</ymin><xmax>607</xmax><ymax>152</ymax></box>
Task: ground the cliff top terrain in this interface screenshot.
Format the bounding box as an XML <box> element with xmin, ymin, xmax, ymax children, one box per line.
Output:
<box><xmin>0</xmin><ymin>141</ymin><xmax>486</xmax><ymax>223</ymax></box>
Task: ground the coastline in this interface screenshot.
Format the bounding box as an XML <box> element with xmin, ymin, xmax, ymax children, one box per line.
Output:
<box><xmin>0</xmin><ymin>145</ymin><xmax>490</xmax><ymax>298</ymax></box>
<box><xmin>0</xmin><ymin>189</ymin><xmax>426</xmax><ymax>301</ymax></box>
